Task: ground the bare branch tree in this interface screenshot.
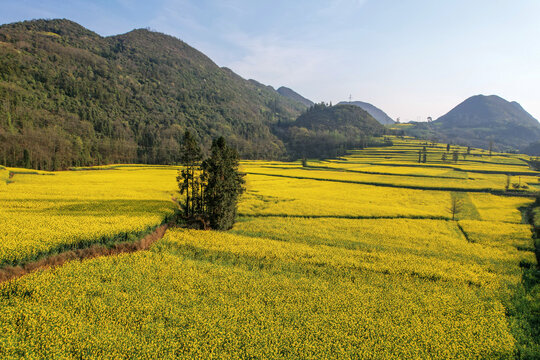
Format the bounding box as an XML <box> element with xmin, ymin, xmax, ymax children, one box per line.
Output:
<box><xmin>449</xmin><ymin>196</ymin><xmax>463</xmax><ymax>220</ymax></box>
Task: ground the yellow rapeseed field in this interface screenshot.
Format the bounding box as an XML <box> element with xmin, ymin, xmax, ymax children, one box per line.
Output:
<box><xmin>0</xmin><ymin>138</ymin><xmax>537</xmax><ymax>358</ymax></box>
<box><xmin>243</xmin><ymin>164</ymin><xmax>507</xmax><ymax>191</ymax></box>
<box><xmin>238</xmin><ymin>173</ymin><xmax>453</xmax><ymax>218</ymax></box>
<box><xmin>0</xmin><ymin>166</ymin><xmax>177</xmax><ymax>265</ymax></box>
<box><xmin>0</xmin><ymin>229</ymin><xmax>517</xmax><ymax>359</ymax></box>
<box><xmin>230</xmin><ymin>217</ymin><xmax>530</xmax><ymax>287</ymax></box>
<box><xmin>469</xmin><ymin>193</ymin><xmax>532</xmax><ymax>223</ymax></box>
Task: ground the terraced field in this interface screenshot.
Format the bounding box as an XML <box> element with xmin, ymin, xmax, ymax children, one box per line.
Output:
<box><xmin>0</xmin><ymin>139</ymin><xmax>538</xmax><ymax>359</ymax></box>
<box><xmin>0</xmin><ymin>166</ymin><xmax>177</xmax><ymax>266</ymax></box>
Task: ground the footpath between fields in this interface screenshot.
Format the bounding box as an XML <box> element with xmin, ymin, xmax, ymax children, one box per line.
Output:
<box><xmin>0</xmin><ymin>222</ymin><xmax>171</xmax><ymax>284</ymax></box>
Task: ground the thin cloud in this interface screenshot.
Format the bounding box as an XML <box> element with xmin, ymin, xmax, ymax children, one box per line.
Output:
<box><xmin>149</xmin><ymin>0</ymin><xmax>207</xmax><ymax>35</ymax></box>
<box><xmin>225</xmin><ymin>33</ymin><xmax>335</xmax><ymax>88</ymax></box>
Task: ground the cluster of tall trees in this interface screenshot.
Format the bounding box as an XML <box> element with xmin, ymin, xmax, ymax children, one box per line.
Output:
<box><xmin>177</xmin><ymin>131</ymin><xmax>244</xmax><ymax>230</ymax></box>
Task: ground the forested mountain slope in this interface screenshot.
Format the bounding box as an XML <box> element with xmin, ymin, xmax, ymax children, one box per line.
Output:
<box><xmin>0</xmin><ymin>19</ymin><xmax>307</xmax><ymax>169</ymax></box>
<box><xmin>337</xmin><ymin>100</ymin><xmax>394</xmax><ymax>125</ymax></box>
<box><xmin>277</xmin><ymin>86</ymin><xmax>314</xmax><ymax>107</ymax></box>
<box><xmin>274</xmin><ymin>103</ymin><xmax>387</xmax><ymax>159</ymax></box>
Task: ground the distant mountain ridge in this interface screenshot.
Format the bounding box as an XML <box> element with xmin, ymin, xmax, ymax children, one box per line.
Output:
<box><xmin>434</xmin><ymin>95</ymin><xmax>539</xmax><ymax>128</ymax></box>
<box><xmin>406</xmin><ymin>95</ymin><xmax>540</xmax><ymax>151</ymax></box>
<box><xmin>337</xmin><ymin>101</ymin><xmax>394</xmax><ymax>125</ymax></box>
<box><xmin>277</xmin><ymin>87</ymin><xmax>314</xmax><ymax>107</ymax></box>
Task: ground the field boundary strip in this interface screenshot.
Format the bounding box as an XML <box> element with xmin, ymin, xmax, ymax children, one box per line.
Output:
<box><xmin>0</xmin><ymin>223</ymin><xmax>170</xmax><ymax>284</ymax></box>
<box><xmin>238</xmin><ymin>214</ymin><xmax>450</xmax><ymax>220</ymax></box>
<box><xmin>237</xmin><ymin>214</ymin><xmax>526</xmax><ymax>224</ymax></box>
<box><xmin>0</xmin><ymin>221</ymin><xmax>167</xmax><ymax>269</ymax></box>
<box><xmin>455</xmin><ymin>223</ymin><xmax>472</xmax><ymax>243</ymax></box>
<box><xmin>331</xmin><ymin>161</ymin><xmax>539</xmax><ymax>176</ymax></box>
<box><xmin>302</xmin><ymin>165</ymin><xmax>468</xmax><ymax>180</ymax></box>
<box><xmin>246</xmin><ymin>172</ymin><xmax>535</xmax><ymax>197</ymax></box>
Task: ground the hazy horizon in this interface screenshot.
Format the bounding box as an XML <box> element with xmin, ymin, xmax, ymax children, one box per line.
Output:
<box><xmin>3</xmin><ymin>0</ymin><xmax>539</xmax><ymax>122</ymax></box>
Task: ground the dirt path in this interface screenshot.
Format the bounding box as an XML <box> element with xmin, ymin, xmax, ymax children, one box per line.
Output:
<box><xmin>0</xmin><ymin>223</ymin><xmax>170</xmax><ymax>284</ymax></box>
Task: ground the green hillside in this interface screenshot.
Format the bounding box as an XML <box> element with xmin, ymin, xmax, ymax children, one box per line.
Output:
<box><xmin>0</xmin><ymin>19</ymin><xmax>307</xmax><ymax>169</ymax></box>
<box><xmin>274</xmin><ymin>103</ymin><xmax>388</xmax><ymax>159</ymax></box>
<box><xmin>294</xmin><ymin>103</ymin><xmax>384</xmax><ymax>134</ymax></box>
<box><xmin>337</xmin><ymin>100</ymin><xmax>395</xmax><ymax>125</ymax></box>
<box><xmin>277</xmin><ymin>86</ymin><xmax>314</xmax><ymax>107</ymax></box>
<box><xmin>406</xmin><ymin>95</ymin><xmax>540</xmax><ymax>152</ymax></box>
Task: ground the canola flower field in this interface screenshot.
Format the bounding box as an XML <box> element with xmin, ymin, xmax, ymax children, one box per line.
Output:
<box><xmin>0</xmin><ymin>166</ymin><xmax>177</xmax><ymax>266</ymax></box>
<box><xmin>0</xmin><ymin>138</ymin><xmax>538</xmax><ymax>359</ymax></box>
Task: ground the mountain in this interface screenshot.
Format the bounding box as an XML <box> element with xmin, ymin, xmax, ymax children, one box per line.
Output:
<box><xmin>406</xmin><ymin>95</ymin><xmax>540</xmax><ymax>151</ymax></box>
<box><xmin>273</xmin><ymin>103</ymin><xmax>387</xmax><ymax>159</ymax></box>
<box><xmin>277</xmin><ymin>87</ymin><xmax>314</xmax><ymax>107</ymax></box>
<box><xmin>0</xmin><ymin>19</ymin><xmax>307</xmax><ymax>169</ymax></box>
<box><xmin>294</xmin><ymin>103</ymin><xmax>384</xmax><ymax>134</ymax></box>
<box><xmin>337</xmin><ymin>101</ymin><xmax>394</xmax><ymax>125</ymax></box>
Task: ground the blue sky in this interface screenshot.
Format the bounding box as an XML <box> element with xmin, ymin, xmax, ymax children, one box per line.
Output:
<box><xmin>2</xmin><ymin>0</ymin><xmax>540</xmax><ymax>121</ymax></box>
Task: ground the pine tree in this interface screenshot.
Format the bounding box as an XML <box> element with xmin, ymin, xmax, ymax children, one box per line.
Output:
<box><xmin>177</xmin><ymin>131</ymin><xmax>202</xmax><ymax>218</ymax></box>
<box><xmin>202</xmin><ymin>137</ymin><xmax>245</xmax><ymax>230</ymax></box>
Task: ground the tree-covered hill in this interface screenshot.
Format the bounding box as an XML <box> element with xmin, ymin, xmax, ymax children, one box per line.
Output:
<box><xmin>274</xmin><ymin>103</ymin><xmax>388</xmax><ymax>159</ymax></box>
<box><xmin>337</xmin><ymin>100</ymin><xmax>395</xmax><ymax>125</ymax></box>
<box><xmin>294</xmin><ymin>103</ymin><xmax>384</xmax><ymax>134</ymax></box>
<box><xmin>406</xmin><ymin>95</ymin><xmax>540</xmax><ymax>152</ymax></box>
<box><xmin>277</xmin><ymin>86</ymin><xmax>314</xmax><ymax>107</ymax></box>
<box><xmin>0</xmin><ymin>19</ymin><xmax>307</xmax><ymax>169</ymax></box>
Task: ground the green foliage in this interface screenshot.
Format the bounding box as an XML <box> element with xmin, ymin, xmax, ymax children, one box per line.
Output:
<box><xmin>177</xmin><ymin>131</ymin><xmax>203</xmax><ymax>218</ymax></box>
<box><xmin>277</xmin><ymin>86</ymin><xmax>314</xmax><ymax>107</ymax></box>
<box><xmin>511</xmin><ymin>201</ymin><xmax>540</xmax><ymax>358</ymax></box>
<box><xmin>337</xmin><ymin>100</ymin><xmax>395</xmax><ymax>125</ymax></box>
<box><xmin>202</xmin><ymin>137</ymin><xmax>245</xmax><ymax>230</ymax></box>
<box><xmin>275</xmin><ymin>104</ymin><xmax>388</xmax><ymax>159</ymax></box>
<box><xmin>0</xmin><ymin>19</ymin><xmax>307</xmax><ymax>169</ymax></box>
<box><xmin>176</xmin><ymin>135</ymin><xmax>245</xmax><ymax>230</ymax></box>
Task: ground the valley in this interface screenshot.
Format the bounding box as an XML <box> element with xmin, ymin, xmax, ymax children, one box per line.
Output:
<box><xmin>1</xmin><ymin>137</ymin><xmax>538</xmax><ymax>358</ymax></box>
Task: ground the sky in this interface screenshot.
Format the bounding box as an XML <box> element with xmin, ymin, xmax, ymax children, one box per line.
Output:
<box><xmin>2</xmin><ymin>0</ymin><xmax>540</xmax><ymax>122</ymax></box>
